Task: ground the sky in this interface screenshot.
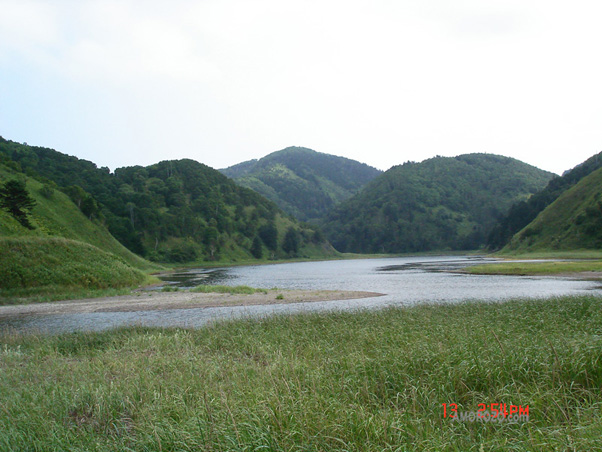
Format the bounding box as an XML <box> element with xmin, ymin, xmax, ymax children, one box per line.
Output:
<box><xmin>1</xmin><ymin>0</ymin><xmax>601</xmax><ymax>176</ymax></box>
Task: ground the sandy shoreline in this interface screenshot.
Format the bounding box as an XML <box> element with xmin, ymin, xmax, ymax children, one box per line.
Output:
<box><xmin>0</xmin><ymin>289</ymin><xmax>385</xmax><ymax>319</ymax></box>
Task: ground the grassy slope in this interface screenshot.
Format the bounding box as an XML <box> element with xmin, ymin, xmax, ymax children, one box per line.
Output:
<box><xmin>0</xmin><ymin>165</ymin><xmax>158</xmax><ymax>272</ymax></box>
<box><xmin>474</xmin><ymin>167</ymin><xmax>602</xmax><ymax>274</ymax></box>
<box><xmin>503</xmin><ymin>166</ymin><xmax>602</xmax><ymax>253</ymax></box>
<box><xmin>0</xmin><ymin>237</ymin><xmax>148</xmax><ymax>298</ymax></box>
<box><xmin>1</xmin><ymin>296</ymin><xmax>600</xmax><ymax>450</ymax></box>
<box><xmin>0</xmin><ymin>165</ymin><xmax>160</xmax><ymax>300</ymax></box>
<box><xmin>487</xmin><ymin>151</ymin><xmax>602</xmax><ymax>250</ymax></box>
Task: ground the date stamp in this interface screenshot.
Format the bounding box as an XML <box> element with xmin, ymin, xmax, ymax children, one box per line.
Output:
<box><xmin>442</xmin><ymin>403</ymin><xmax>530</xmax><ymax>424</ymax></box>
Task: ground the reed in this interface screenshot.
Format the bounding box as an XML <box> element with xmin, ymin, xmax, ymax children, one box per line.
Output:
<box><xmin>1</xmin><ymin>296</ymin><xmax>601</xmax><ymax>451</ymax></box>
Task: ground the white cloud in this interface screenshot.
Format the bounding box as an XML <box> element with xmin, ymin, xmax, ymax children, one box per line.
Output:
<box><xmin>1</xmin><ymin>0</ymin><xmax>601</xmax><ymax>174</ymax></box>
<box><xmin>0</xmin><ymin>0</ymin><xmax>60</xmax><ymax>60</ymax></box>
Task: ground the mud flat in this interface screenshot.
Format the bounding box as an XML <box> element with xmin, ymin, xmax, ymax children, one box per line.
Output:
<box><xmin>0</xmin><ymin>289</ymin><xmax>384</xmax><ymax>319</ymax></box>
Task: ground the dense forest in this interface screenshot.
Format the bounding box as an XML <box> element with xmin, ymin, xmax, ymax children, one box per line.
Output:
<box><xmin>221</xmin><ymin>147</ymin><xmax>381</xmax><ymax>222</ymax></box>
<box><xmin>487</xmin><ymin>151</ymin><xmax>602</xmax><ymax>250</ymax></box>
<box><xmin>0</xmin><ymin>138</ymin><xmax>334</xmax><ymax>263</ymax></box>
<box><xmin>320</xmin><ymin>154</ymin><xmax>554</xmax><ymax>253</ymax></box>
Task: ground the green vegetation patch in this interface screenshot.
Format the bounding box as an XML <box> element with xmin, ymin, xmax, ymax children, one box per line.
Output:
<box><xmin>1</xmin><ymin>296</ymin><xmax>601</xmax><ymax>450</ymax></box>
<box><xmin>467</xmin><ymin>259</ymin><xmax>602</xmax><ymax>276</ymax></box>
<box><xmin>0</xmin><ymin>236</ymin><xmax>148</xmax><ymax>298</ymax></box>
<box><xmin>190</xmin><ymin>284</ymin><xmax>269</xmax><ymax>294</ymax></box>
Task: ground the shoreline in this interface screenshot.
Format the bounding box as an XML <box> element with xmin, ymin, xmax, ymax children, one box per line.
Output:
<box><xmin>0</xmin><ymin>289</ymin><xmax>385</xmax><ymax>319</ymax></box>
<box><xmin>155</xmin><ymin>250</ymin><xmax>487</xmax><ymax>271</ymax></box>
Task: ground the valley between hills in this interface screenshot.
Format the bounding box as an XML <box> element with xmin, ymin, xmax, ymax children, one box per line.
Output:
<box><xmin>2</xmin><ymin>136</ymin><xmax>602</xmax><ymax>301</ymax></box>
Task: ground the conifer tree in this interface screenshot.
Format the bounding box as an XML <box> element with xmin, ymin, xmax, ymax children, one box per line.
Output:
<box><xmin>0</xmin><ymin>179</ymin><xmax>36</xmax><ymax>229</ymax></box>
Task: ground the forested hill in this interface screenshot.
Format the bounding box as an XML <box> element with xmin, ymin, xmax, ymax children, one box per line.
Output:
<box><xmin>487</xmin><ymin>150</ymin><xmax>602</xmax><ymax>250</ymax></box>
<box><xmin>221</xmin><ymin>147</ymin><xmax>382</xmax><ymax>222</ymax></box>
<box><xmin>0</xmin><ymin>158</ymin><xmax>155</xmax><ymax>271</ymax></box>
<box><xmin>0</xmin><ymin>138</ymin><xmax>335</xmax><ymax>263</ymax></box>
<box><xmin>502</xmin><ymin>166</ymin><xmax>602</xmax><ymax>252</ymax></box>
<box><xmin>320</xmin><ymin>154</ymin><xmax>554</xmax><ymax>253</ymax></box>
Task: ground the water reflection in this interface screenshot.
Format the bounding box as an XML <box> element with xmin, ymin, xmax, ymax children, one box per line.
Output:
<box><xmin>157</xmin><ymin>268</ymin><xmax>233</xmax><ymax>288</ymax></box>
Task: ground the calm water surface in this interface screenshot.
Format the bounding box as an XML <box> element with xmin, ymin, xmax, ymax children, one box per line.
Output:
<box><xmin>3</xmin><ymin>256</ymin><xmax>602</xmax><ymax>334</ymax></box>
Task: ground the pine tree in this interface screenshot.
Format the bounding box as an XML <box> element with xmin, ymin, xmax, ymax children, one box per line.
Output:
<box><xmin>0</xmin><ymin>179</ymin><xmax>37</xmax><ymax>229</ymax></box>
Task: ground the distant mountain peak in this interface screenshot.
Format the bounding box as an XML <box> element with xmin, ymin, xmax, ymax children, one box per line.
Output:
<box><xmin>221</xmin><ymin>147</ymin><xmax>382</xmax><ymax>222</ymax></box>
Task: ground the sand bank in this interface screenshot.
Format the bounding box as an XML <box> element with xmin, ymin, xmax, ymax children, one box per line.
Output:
<box><xmin>0</xmin><ymin>289</ymin><xmax>384</xmax><ymax>318</ymax></box>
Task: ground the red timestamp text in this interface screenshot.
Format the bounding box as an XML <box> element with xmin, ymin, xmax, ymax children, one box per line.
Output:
<box><xmin>442</xmin><ymin>403</ymin><xmax>530</xmax><ymax>418</ymax></box>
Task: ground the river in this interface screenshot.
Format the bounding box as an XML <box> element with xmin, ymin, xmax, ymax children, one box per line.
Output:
<box><xmin>2</xmin><ymin>256</ymin><xmax>601</xmax><ymax>334</ymax></box>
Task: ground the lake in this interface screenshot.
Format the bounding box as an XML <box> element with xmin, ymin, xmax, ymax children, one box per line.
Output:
<box><xmin>2</xmin><ymin>256</ymin><xmax>601</xmax><ymax>334</ymax></box>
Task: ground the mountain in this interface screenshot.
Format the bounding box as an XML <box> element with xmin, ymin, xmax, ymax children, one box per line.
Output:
<box><xmin>320</xmin><ymin>153</ymin><xmax>555</xmax><ymax>253</ymax></box>
<box><xmin>487</xmin><ymin>151</ymin><xmax>602</xmax><ymax>250</ymax></box>
<box><xmin>0</xmin><ymin>138</ymin><xmax>335</xmax><ymax>263</ymax></box>
<box><xmin>502</xmin><ymin>165</ymin><xmax>602</xmax><ymax>252</ymax></box>
<box><xmin>221</xmin><ymin>147</ymin><xmax>382</xmax><ymax>222</ymax></box>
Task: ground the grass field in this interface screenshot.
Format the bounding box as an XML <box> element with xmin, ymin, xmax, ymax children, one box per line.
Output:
<box><xmin>468</xmin><ymin>250</ymin><xmax>602</xmax><ymax>276</ymax></box>
<box><xmin>467</xmin><ymin>259</ymin><xmax>602</xmax><ymax>276</ymax></box>
<box><xmin>0</xmin><ymin>237</ymin><xmax>156</xmax><ymax>304</ymax></box>
<box><xmin>1</xmin><ymin>295</ymin><xmax>601</xmax><ymax>451</ymax></box>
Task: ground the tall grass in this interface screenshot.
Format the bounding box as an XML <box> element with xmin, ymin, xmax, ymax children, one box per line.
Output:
<box><xmin>1</xmin><ymin>296</ymin><xmax>601</xmax><ymax>450</ymax></box>
<box><xmin>0</xmin><ymin>236</ymin><xmax>149</xmax><ymax>302</ymax></box>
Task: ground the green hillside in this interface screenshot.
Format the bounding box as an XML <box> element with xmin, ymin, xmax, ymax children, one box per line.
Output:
<box><xmin>0</xmin><ymin>162</ymin><xmax>155</xmax><ymax>272</ymax></box>
<box><xmin>487</xmin><ymin>151</ymin><xmax>602</xmax><ymax>250</ymax></box>
<box><xmin>321</xmin><ymin>154</ymin><xmax>554</xmax><ymax>253</ymax></box>
<box><xmin>0</xmin><ymin>161</ymin><xmax>156</xmax><ymax>298</ymax></box>
<box><xmin>0</xmin><ymin>138</ymin><xmax>335</xmax><ymax>263</ymax></box>
<box><xmin>221</xmin><ymin>147</ymin><xmax>382</xmax><ymax>222</ymax></box>
<box><xmin>0</xmin><ymin>237</ymin><xmax>148</xmax><ymax>298</ymax></box>
<box><xmin>503</xmin><ymin>166</ymin><xmax>602</xmax><ymax>252</ymax></box>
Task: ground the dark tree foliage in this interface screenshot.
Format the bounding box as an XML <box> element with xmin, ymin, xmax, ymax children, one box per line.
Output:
<box><xmin>487</xmin><ymin>151</ymin><xmax>602</xmax><ymax>250</ymax></box>
<box><xmin>282</xmin><ymin>227</ymin><xmax>300</xmax><ymax>256</ymax></box>
<box><xmin>0</xmin><ymin>179</ymin><xmax>36</xmax><ymax>229</ymax></box>
<box><xmin>62</xmin><ymin>185</ymin><xmax>102</xmax><ymax>220</ymax></box>
<box><xmin>258</xmin><ymin>222</ymin><xmax>278</xmax><ymax>250</ymax></box>
<box><xmin>250</xmin><ymin>235</ymin><xmax>263</xmax><ymax>259</ymax></box>
<box><xmin>320</xmin><ymin>154</ymin><xmax>554</xmax><ymax>253</ymax></box>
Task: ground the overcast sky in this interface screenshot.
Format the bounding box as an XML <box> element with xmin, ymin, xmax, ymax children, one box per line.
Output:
<box><xmin>1</xmin><ymin>0</ymin><xmax>601</xmax><ymax>175</ymax></box>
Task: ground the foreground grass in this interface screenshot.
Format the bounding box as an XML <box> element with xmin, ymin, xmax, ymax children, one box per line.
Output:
<box><xmin>1</xmin><ymin>296</ymin><xmax>601</xmax><ymax>451</ymax></box>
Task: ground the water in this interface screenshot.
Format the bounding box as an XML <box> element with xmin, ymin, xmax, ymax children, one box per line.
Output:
<box><xmin>2</xmin><ymin>256</ymin><xmax>601</xmax><ymax>334</ymax></box>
